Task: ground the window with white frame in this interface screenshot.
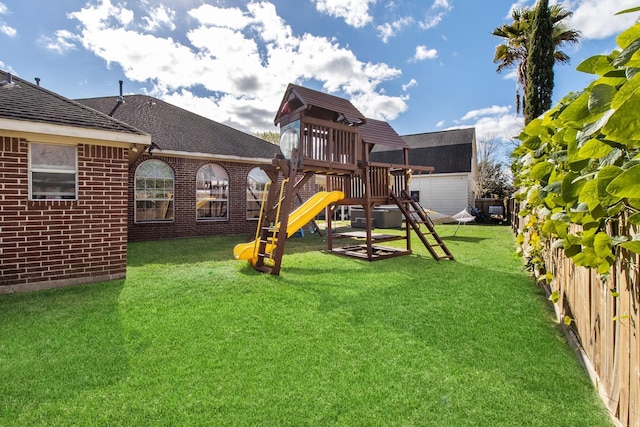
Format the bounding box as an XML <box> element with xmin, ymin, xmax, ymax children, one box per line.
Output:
<box><xmin>246</xmin><ymin>167</ymin><xmax>270</xmax><ymax>220</ymax></box>
<box><xmin>134</xmin><ymin>159</ymin><xmax>174</xmax><ymax>222</ymax></box>
<box><xmin>29</xmin><ymin>143</ymin><xmax>77</xmax><ymax>200</ymax></box>
<box><xmin>196</xmin><ymin>164</ymin><xmax>228</xmax><ymax>221</ymax></box>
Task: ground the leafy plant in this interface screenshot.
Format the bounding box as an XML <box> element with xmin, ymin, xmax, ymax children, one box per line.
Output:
<box><xmin>513</xmin><ymin>16</ymin><xmax>640</xmax><ymax>275</ymax></box>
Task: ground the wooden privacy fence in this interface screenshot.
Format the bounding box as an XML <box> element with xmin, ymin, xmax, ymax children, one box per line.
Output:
<box><xmin>510</xmin><ymin>199</ymin><xmax>639</xmax><ymax>427</ymax></box>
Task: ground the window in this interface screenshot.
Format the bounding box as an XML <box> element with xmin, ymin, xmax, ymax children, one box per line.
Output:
<box><xmin>135</xmin><ymin>159</ymin><xmax>174</xmax><ymax>222</ymax></box>
<box><xmin>29</xmin><ymin>143</ymin><xmax>77</xmax><ymax>200</ymax></box>
<box><xmin>196</xmin><ymin>164</ymin><xmax>228</xmax><ymax>221</ymax></box>
<box><xmin>246</xmin><ymin>167</ymin><xmax>270</xmax><ymax>220</ymax></box>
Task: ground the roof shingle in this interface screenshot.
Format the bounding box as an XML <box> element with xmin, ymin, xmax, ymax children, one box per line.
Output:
<box><xmin>78</xmin><ymin>94</ymin><xmax>280</xmax><ymax>159</ymax></box>
<box><xmin>0</xmin><ymin>71</ymin><xmax>147</xmax><ymax>136</ymax></box>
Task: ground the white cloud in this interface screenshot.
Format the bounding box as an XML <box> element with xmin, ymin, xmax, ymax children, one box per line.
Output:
<box><xmin>432</xmin><ymin>0</ymin><xmax>452</xmax><ymax>11</ymax></box>
<box><xmin>0</xmin><ymin>60</ymin><xmax>16</xmax><ymax>74</ymax></box>
<box><xmin>459</xmin><ymin>105</ymin><xmax>511</xmax><ymax>121</ymax></box>
<box><xmin>435</xmin><ymin>120</ymin><xmax>445</xmax><ymax>127</ymax></box>
<box><xmin>502</xmin><ymin>69</ymin><xmax>518</xmax><ymax>81</ymax></box>
<box><xmin>62</xmin><ymin>0</ymin><xmax>406</xmax><ymax>133</ymax></box>
<box><xmin>40</xmin><ymin>30</ymin><xmax>78</xmax><ymax>54</ymax></box>
<box><xmin>142</xmin><ymin>4</ymin><xmax>176</xmax><ymax>32</ymax></box>
<box><xmin>419</xmin><ymin>14</ymin><xmax>444</xmax><ymax>30</ymax></box>
<box><xmin>351</xmin><ymin>90</ymin><xmax>409</xmax><ymax>121</ymax></box>
<box><xmin>505</xmin><ymin>1</ymin><xmax>639</xmax><ymax>40</ymax></box>
<box><xmin>0</xmin><ymin>1</ymin><xmax>16</xmax><ymax>37</ymax></box>
<box><xmin>402</xmin><ymin>78</ymin><xmax>417</xmax><ymax>91</ymax></box>
<box><xmin>187</xmin><ymin>4</ymin><xmax>252</xmax><ymax>30</ymax></box>
<box><xmin>450</xmin><ymin>105</ymin><xmax>523</xmax><ymax>143</ymax></box>
<box><xmin>314</xmin><ymin>0</ymin><xmax>376</xmax><ymax>28</ymax></box>
<box><xmin>563</xmin><ymin>0</ymin><xmax>639</xmax><ymax>40</ymax></box>
<box><xmin>419</xmin><ymin>0</ymin><xmax>452</xmax><ymax>29</ymax></box>
<box><xmin>1</xmin><ymin>23</ymin><xmax>15</xmax><ymax>37</ymax></box>
<box><xmin>375</xmin><ymin>16</ymin><xmax>414</xmax><ymax>43</ymax></box>
<box><xmin>411</xmin><ymin>45</ymin><xmax>438</xmax><ymax>62</ymax></box>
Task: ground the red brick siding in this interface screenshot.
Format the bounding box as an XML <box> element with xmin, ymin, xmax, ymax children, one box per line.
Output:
<box><xmin>127</xmin><ymin>155</ymin><xmax>319</xmax><ymax>242</ymax></box>
<box><xmin>0</xmin><ymin>136</ymin><xmax>128</xmax><ymax>293</ymax></box>
<box><xmin>127</xmin><ymin>155</ymin><xmax>254</xmax><ymax>241</ymax></box>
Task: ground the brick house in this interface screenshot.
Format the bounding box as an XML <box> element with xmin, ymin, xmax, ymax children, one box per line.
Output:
<box><xmin>77</xmin><ymin>94</ymin><xmax>285</xmax><ymax>242</ymax></box>
<box><xmin>0</xmin><ymin>71</ymin><xmax>151</xmax><ymax>293</ymax></box>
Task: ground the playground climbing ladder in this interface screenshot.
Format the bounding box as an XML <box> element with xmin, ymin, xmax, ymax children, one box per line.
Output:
<box><xmin>390</xmin><ymin>190</ymin><xmax>454</xmax><ymax>261</ymax></box>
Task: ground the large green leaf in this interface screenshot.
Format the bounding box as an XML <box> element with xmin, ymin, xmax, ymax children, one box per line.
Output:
<box><xmin>530</xmin><ymin>161</ymin><xmax>555</xmax><ymax>181</ymax></box>
<box><xmin>629</xmin><ymin>198</ymin><xmax>640</xmax><ymax>209</ymax></box>
<box><xmin>606</xmin><ymin>164</ymin><xmax>640</xmax><ymax>198</ymax></box>
<box><xmin>628</xmin><ymin>212</ymin><xmax>640</xmax><ymax>225</ymax></box>
<box><xmin>576</xmin><ymin>55</ymin><xmax>614</xmax><ymax>76</ymax></box>
<box><xmin>597</xmin><ymin>165</ymin><xmax>624</xmax><ymax>207</ymax></box>
<box><xmin>579</xmin><ymin>179</ymin><xmax>599</xmax><ymax>209</ymax></box>
<box><xmin>566</xmin><ymin>139</ymin><xmax>590</xmax><ymax>171</ymax></box>
<box><xmin>600</xmin><ymin>147</ymin><xmax>624</xmax><ymax>167</ymax></box>
<box><xmin>561</xmin><ymin>171</ymin><xmax>585</xmax><ymax>204</ymax></box>
<box><xmin>578</xmin><ymin>138</ymin><xmax>614</xmax><ymax>159</ymax></box>
<box><xmin>616</xmin><ymin>23</ymin><xmax>640</xmax><ymax>50</ymax></box>
<box><xmin>612</xmin><ymin>38</ymin><xmax>640</xmax><ymax>67</ymax></box>
<box><xmin>558</xmin><ymin>92</ymin><xmax>591</xmax><ymax>127</ymax></box>
<box><xmin>580</xmin><ymin>109</ymin><xmax>616</xmax><ymax>140</ymax></box>
<box><xmin>627</xmin><ymin>67</ymin><xmax>640</xmax><ymax>79</ymax></box>
<box><xmin>611</xmin><ymin>73</ymin><xmax>640</xmax><ymax>110</ymax></box>
<box><xmin>588</xmin><ymin>84</ymin><xmax>616</xmax><ymax>114</ymax></box>
<box><xmin>616</xmin><ymin>7</ymin><xmax>640</xmax><ymax>15</ymax></box>
<box><xmin>603</xmin><ymin>97</ymin><xmax>640</xmax><ymax>144</ymax></box>
<box><xmin>619</xmin><ymin>234</ymin><xmax>640</xmax><ymax>254</ymax></box>
<box><xmin>522</xmin><ymin>135</ymin><xmax>543</xmax><ymax>151</ymax></box>
<box><xmin>573</xmin><ymin>248</ymin><xmax>599</xmax><ymax>268</ymax></box>
<box><xmin>593</xmin><ymin>232</ymin><xmax>613</xmax><ymax>259</ymax></box>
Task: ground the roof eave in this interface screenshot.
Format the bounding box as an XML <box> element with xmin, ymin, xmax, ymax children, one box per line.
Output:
<box><xmin>0</xmin><ymin>118</ymin><xmax>151</xmax><ymax>146</ymax></box>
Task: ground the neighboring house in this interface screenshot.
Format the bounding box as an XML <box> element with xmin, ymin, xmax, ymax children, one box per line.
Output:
<box><xmin>77</xmin><ymin>94</ymin><xmax>284</xmax><ymax>242</ymax></box>
<box><xmin>370</xmin><ymin>128</ymin><xmax>477</xmax><ymax>216</ymax></box>
<box><xmin>0</xmin><ymin>71</ymin><xmax>151</xmax><ymax>293</ymax></box>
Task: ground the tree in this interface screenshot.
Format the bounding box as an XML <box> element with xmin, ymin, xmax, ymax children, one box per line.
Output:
<box><xmin>254</xmin><ymin>130</ymin><xmax>280</xmax><ymax>145</ymax></box>
<box><xmin>524</xmin><ymin>0</ymin><xmax>554</xmax><ymax>124</ymax></box>
<box><xmin>492</xmin><ymin>3</ymin><xmax>580</xmax><ymax>115</ymax></box>
<box><xmin>476</xmin><ymin>139</ymin><xmax>514</xmax><ymax>199</ymax></box>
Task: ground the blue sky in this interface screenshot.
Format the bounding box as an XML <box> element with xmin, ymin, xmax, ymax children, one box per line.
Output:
<box><xmin>1</xmin><ymin>0</ymin><xmax>638</xmax><ymax>151</ymax></box>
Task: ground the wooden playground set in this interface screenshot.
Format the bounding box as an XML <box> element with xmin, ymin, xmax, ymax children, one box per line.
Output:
<box><xmin>233</xmin><ymin>83</ymin><xmax>454</xmax><ymax>275</ymax></box>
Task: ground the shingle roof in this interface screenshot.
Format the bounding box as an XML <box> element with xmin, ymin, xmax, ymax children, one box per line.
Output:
<box><xmin>77</xmin><ymin>94</ymin><xmax>280</xmax><ymax>159</ymax></box>
<box><xmin>274</xmin><ymin>83</ymin><xmax>366</xmax><ymax>126</ymax></box>
<box><xmin>0</xmin><ymin>71</ymin><xmax>147</xmax><ymax>136</ymax></box>
<box><xmin>360</xmin><ymin>118</ymin><xmax>408</xmax><ymax>149</ymax></box>
<box><xmin>370</xmin><ymin>128</ymin><xmax>476</xmax><ymax>174</ymax></box>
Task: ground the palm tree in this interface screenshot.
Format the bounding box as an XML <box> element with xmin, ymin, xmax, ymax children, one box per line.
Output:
<box><xmin>493</xmin><ymin>3</ymin><xmax>580</xmax><ymax>114</ymax></box>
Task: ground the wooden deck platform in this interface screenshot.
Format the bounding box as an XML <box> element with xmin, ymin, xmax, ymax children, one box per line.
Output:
<box><xmin>329</xmin><ymin>244</ymin><xmax>410</xmax><ymax>260</ymax></box>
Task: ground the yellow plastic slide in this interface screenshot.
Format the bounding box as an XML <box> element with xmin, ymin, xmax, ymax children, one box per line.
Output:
<box><xmin>233</xmin><ymin>190</ymin><xmax>345</xmax><ymax>264</ymax></box>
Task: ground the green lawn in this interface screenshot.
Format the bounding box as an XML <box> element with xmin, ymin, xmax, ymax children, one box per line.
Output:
<box><xmin>0</xmin><ymin>224</ymin><xmax>612</xmax><ymax>426</ymax></box>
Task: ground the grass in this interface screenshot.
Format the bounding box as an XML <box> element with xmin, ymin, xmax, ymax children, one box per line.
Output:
<box><xmin>0</xmin><ymin>224</ymin><xmax>612</xmax><ymax>426</ymax></box>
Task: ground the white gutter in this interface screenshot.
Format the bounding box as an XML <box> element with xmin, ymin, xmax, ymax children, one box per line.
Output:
<box><xmin>150</xmin><ymin>149</ymin><xmax>277</xmax><ymax>164</ymax></box>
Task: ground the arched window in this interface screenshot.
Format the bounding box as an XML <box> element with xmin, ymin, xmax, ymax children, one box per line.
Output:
<box><xmin>246</xmin><ymin>167</ymin><xmax>270</xmax><ymax>220</ymax></box>
<box><xmin>196</xmin><ymin>164</ymin><xmax>228</xmax><ymax>221</ymax></box>
<box><xmin>134</xmin><ymin>159</ymin><xmax>174</xmax><ymax>222</ymax></box>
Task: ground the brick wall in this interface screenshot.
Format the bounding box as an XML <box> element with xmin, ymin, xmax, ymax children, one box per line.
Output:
<box><xmin>0</xmin><ymin>136</ymin><xmax>128</xmax><ymax>293</ymax></box>
<box><xmin>128</xmin><ymin>155</ymin><xmax>320</xmax><ymax>242</ymax></box>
